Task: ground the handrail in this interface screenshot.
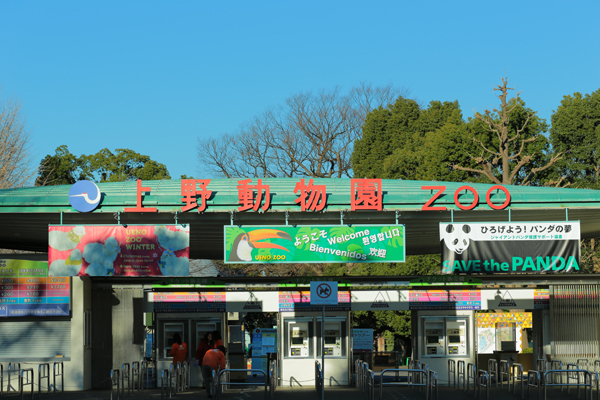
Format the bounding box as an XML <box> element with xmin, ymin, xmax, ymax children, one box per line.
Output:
<box><xmin>355</xmin><ymin>360</ymin><xmax>362</xmax><ymax>389</ymax></box>
<box><xmin>121</xmin><ymin>363</ymin><xmax>131</xmax><ymax>397</ymax></box>
<box><xmin>9</xmin><ymin>362</ymin><xmax>21</xmax><ymax>393</ymax></box>
<box><xmin>487</xmin><ymin>359</ymin><xmax>498</xmax><ymax>387</ymax></box>
<box><xmin>466</xmin><ymin>363</ymin><xmax>476</xmax><ymax>394</ymax></box>
<box><xmin>269</xmin><ymin>360</ymin><xmax>276</xmax><ymax>397</ymax></box>
<box><xmin>141</xmin><ymin>360</ymin><xmax>151</xmax><ymax>390</ymax></box>
<box><xmin>544</xmin><ymin>369</ymin><xmax>593</xmax><ymax>400</ymax></box>
<box><xmin>429</xmin><ymin>370</ymin><xmax>438</xmax><ymax>400</ymax></box>
<box><xmin>0</xmin><ymin>364</ymin><xmax>3</xmax><ymax>396</ymax></box>
<box><xmin>216</xmin><ymin>369</ymin><xmax>269</xmax><ymax>400</ymax></box>
<box><xmin>478</xmin><ymin>370</ymin><xmax>489</xmax><ymax>400</ymax></box>
<box><xmin>379</xmin><ymin>369</ymin><xmax>429</xmax><ymax>400</ymax></box>
<box><xmin>499</xmin><ymin>360</ymin><xmax>509</xmax><ymax>389</ymax></box>
<box><xmin>548</xmin><ymin>360</ymin><xmax>562</xmax><ymax>388</ymax></box>
<box><xmin>315</xmin><ymin>361</ymin><xmax>323</xmax><ymax>397</ymax></box>
<box><xmin>448</xmin><ymin>359</ymin><xmax>456</xmax><ymax>388</ymax></box>
<box><xmin>160</xmin><ymin>369</ymin><xmax>170</xmax><ymax>400</ymax></box>
<box><xmin>457</xmin><ymin>360</ymin><xmax>465</xmax><ymax>391</ymax></box>
<box><xmin>368</xmin><ymin>369</ymin><xmax>375</xmax><ymax>400</ymax></box>
<box><xmin>511</xmin><ymin>363</ymin><xmax>524</xmax><ymax>399</ymax></box>
<box><xmin>20</xmin><ymin>368</ymin><xmax>34</xmax><ymax>400</ymax></box>
<box><xmin>38</xmin><ymin>363</ymin><xmax>51</xmax><ymax>398</ymax></box>
<box><xmin>131</xmin><ymin>361</ymin><xmax>140</xmax><ymax>391</ymax></box>
<box><xmin>527</xmin><ymin>370</ymin><xmax>541</xmax><ymax>400</ymax></box>
<box><xmin>110</xmin><ymin>369</ymin><xmax>120</xmax><ymax>400</ymax></box>
<box><xmin>537</xmin><ymin>359</ymin><xmax>547</xmax><ymax>373</ymax></box>
<box><xmin>52</xmin><ymin>362</ymin><xmax>64</xmax><ymax>394</ymax></box>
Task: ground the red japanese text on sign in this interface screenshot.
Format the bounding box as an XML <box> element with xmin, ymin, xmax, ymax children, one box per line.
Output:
<box><xmin>181</xmin><ymin>179</ymin><xmax>212</xmax><ymax>212</ymax></box>
<box><xmin>351</xmin><ymin>179</ymin><xmax>382</xmax><ymax>211</ymax></box>
<box><xmin>237</xmin><ymin>179</ymin><xmax>270</xmax><ymax>212</ymax></box>
<box><xmin>294</xmin><ymin>179</ymin><xmax>326</xmax><ymax>211</ymax></box>
<box><xmin>124</xmin><ymin>180</ymin><xmax>158</xmax><ymax>213</ymax></box>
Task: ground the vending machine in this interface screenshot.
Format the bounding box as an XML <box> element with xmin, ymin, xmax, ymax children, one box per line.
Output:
<box><xmin>288</xmin><ymin>321</ymin><xmax>310</xmax><ymax>357</ymax></box>
<box><xmin>323</xmin><ymin>322</ymin><xmax>342</xmax><ymax>356</ymax></box>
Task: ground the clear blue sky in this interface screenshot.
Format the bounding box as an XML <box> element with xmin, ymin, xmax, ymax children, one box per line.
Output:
<box><xmin>1</xmin><ymin>1</ymin><xmax>599</xmax><ymax>181</ymax></box>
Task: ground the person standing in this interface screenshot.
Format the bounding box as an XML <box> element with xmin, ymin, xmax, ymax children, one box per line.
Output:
<box><xmin>169</xmin><ymin>333</ymin><xmax>188</xmax><ymax>366</ymax></box>
<box><xmin>202</xmin><ymin>346</ymin><xmax>226</xmax><ymax>398</ymax></box>
<box><xmin>212</xmin><ymin>330</ymin><xmax>224</xmax><ymax>348</ymax></box>
<box><xmin>196</xmin><ymin>332</ymin><xmax>213</xmax><ymax>366</ymax></box>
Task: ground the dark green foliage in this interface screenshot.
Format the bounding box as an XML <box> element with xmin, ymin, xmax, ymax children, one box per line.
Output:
<box><xmin>36</xmin><ymin>146</ymin><xmax>171</xmax><ymax>185</ymax></box>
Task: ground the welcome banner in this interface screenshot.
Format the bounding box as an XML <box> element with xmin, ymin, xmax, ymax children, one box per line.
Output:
<box><xmin>48</xmin><ymin>225</ymin><xmax>189</xmax><ymax>276</ymax></box>
<box><xmin>223</xmin><ymin>225</ymin><xmax>405</xmax><ymax>264</ymax></box>
<box><xmin>440</xmin><ymin>221</ymin><xmax>580</xmax><ymax>274</ymax></box>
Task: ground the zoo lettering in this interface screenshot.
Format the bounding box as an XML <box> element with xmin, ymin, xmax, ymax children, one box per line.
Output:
<box><xmin>422</xmin><ymin>185</ymin><xmax>511</xmax><ymax>211</ymax></box>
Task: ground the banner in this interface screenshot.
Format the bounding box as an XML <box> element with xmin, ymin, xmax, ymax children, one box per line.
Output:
<box><xmin>440</xmin><ymin>221</ymin><xmax>580</xmax><ymax>274</ymax></box>
<box><xmin>279</xmin><ymin>291</ymin><xmax>351</xmax><ymax>311</ymax></box>
<box><xmin>48</xmin><ymin>225</ymin><xmax>189</xmax><ymax>276</ymax></box>
<box><xmin>152</xmin><ymin>292</ymin><xmax>225</xmax><ymax>313</ymax></box>
<box><xmin>0</xmin><ymin>260</ymin><xmax>70</xmax><ymax>317</ymax></box>
<box><xmin>224</xmin><ymin>225</ymin><xmax>405</xmax><ymax>264</ymax></box>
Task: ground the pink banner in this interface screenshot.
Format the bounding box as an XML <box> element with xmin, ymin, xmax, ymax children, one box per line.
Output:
<box><xmin>48</xmin><ymin>225</ymin><xmax>190</xmax><ymax>276</ymax></box>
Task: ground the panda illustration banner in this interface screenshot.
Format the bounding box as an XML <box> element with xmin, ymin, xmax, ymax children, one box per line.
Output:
<box><xmin>440</xmin><ymin>222</ymin><xmax>580</xmax><ymax>274</ymax></box>
<box><xmin>48</xmin><ymin>225</ymin><xmax>189</xmax><ymax>276</ymax></box>
<box><xmin>224</xmin><ymin>225</ymin><xmax>405</xmax><ymax>264</ymax></box>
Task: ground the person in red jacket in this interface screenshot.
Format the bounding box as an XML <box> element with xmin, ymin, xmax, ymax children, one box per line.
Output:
<box><xmin>201</xmin><ymin>346</ymin><xmax>226</xmax><ymax>398</ymax></box>
<box><xmin>195</xmin><ymin>332</ymin><xmax>213</xmax><ymax>367</ymax></box>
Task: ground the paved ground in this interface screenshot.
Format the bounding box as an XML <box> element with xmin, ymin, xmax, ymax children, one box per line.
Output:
<box><xmin>0</xmin><ymin>384</ymin><xmax>595</xmax><ymax>400</ymax></box>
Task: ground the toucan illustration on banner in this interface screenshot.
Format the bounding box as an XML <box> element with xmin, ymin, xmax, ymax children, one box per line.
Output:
<box><xmin>228</xmin><ymin>229</ymin><xmax>292</xmax><ymax>262</ymax></box>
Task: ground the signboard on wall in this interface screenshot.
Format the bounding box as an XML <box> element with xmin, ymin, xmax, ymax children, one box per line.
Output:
<box><xmin>409</xmin><ymin>289</ymin><xmax>481</xmax><ymax>310</ymax></box>
<box><xmin>279</xmin><ymin>291</ymin><xmax>350</xmax><ymax>311</ymax></box>
<box><xmin>224</xmin><ymin>225</ymin><xmax>405</xmax><ymax>264</ymax></box>
<box><xmin>48</xmin><ymin>225</ymin><xmax>190</xmax><ymax>276</ymax></box>
<box><xmin>0</xmin><ymin>260</ymin><xmax>70</xmax><ymax>317</ymax></box>
<box><xmin>152</xmin><ymin>292</ymin><xmax>225</xmax><ymax>312</ymax></box>
<box><xmin>440</xmin><ymin>222</ymin><xmax>580</xmax><ymax>274</ymax></box>
<box><xmin>352</xmin><ymin>329</ymin><xmax>373</xmax><ymax>352</ymax></box>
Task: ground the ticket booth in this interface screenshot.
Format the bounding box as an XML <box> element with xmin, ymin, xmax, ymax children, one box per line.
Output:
<box><xmin>415</xmin><ymin>310</ymin><xmax>475</xmax><ymax>384</ymax></box>
<box><xmin>279</xmin><ymin>311</ymin><xmax>350</xmax><ymax>386</ymax></box>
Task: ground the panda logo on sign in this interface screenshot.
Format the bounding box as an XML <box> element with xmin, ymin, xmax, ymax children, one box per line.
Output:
<box><xmin>442</xmin><ymin>224</ymin><xmax>472</xmax><ymax>254</ymax></box>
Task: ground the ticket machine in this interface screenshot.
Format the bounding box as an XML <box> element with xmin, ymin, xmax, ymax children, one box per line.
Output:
<box><xmin>323</xmin><ymin>322</ymin><xmax>342</xmax><ymax>356</ymax></box>
<box><xmin>288</xmin><ymin>321</ymin><xmax>310</xmax><ymax>357</ymax></box>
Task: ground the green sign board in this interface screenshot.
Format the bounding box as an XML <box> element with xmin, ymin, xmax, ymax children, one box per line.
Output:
<box><xmin>409</xmin><ymin>276</ymin><xmax>482</xmax><ymax>286</ymax></box>
<box><xmin>224</xmin><ymin>225</ymin><xmax>405</xmax><ymax>264</ymax></box>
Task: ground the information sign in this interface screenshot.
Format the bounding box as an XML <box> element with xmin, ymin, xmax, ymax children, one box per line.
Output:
<box><xmin>352</xmin><ymin>329</ymin><xmax>373</xmax><ymax>352</ymax></box>
<box><xmin>0</xmin><ymin>260</ymin><xmax>70</xmax><ymax>317</ymax></box>
<box><xmin>310</xmin><ymin>281</ymin><xmax>338</xmax><ymax>305</ymax></box>
<box><xmin>224</xmin><ymin>225</ymin><xmax>405</xmax><ymax>264</ymax></box>
<box><xmin>152</xmin><ymin>291</ymin><xmax>226</xmax><ymax>312</ymax></box>
<box><xmin>279</xmin><ymin>291</ymin><xmax>350</xmax><ymax>311</ymax></box>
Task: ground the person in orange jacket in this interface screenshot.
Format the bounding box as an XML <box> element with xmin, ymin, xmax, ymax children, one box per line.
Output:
<box><xmin>201</xmin><ymin>346</ymin><xmax>226</xmax><ymax>398</ymax></box>
<box><xmin>169</xmin><ymin>333</ymin><xmax>187</xmax><ymax>365</ymax></box>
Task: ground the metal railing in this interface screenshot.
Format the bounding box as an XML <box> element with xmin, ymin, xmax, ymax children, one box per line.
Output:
<box><xmin>269</xmin><ymin>360</ymin><xmax>277</xmax><ymax>398</ymax></box>
<box><xmin>141</xmin><ymin>360</ymin><xmax>152</xmax><ymax>390</ymax></box>
<box><xmin>537</xmin><ymin>359</ymin><xmax>548</xmax><ymax>374</ymax></box>
<box><xmin>216</xmin><ymin>369</ymin><xmax>269</xmax><ymax>400</ymax></box>
<box><xmin>38</xmin><ymin>363</ymin><xmax>50</xmax><ymax>398</ymax></box>
<box><xmin>110</xmin><ymin>369</ymin><xmax>120</xmax><ymax>400</ymax></box>
<box><xmin>457</xmin><ymin>360</ymin><xmax>465</xmax><ymax>390</ymax></box>
<box><xmin>52</xmin><ymin>362</ymin><xmax>63</xmax><ymax>394</ymax></box>
<box><xmin>448</xmin><ymin>359</ymin><xmax>456</xmax><ymax>388</ymax></box>
<box><xmin>528</xmin><ymin>370</ymin><xmax>541</xmax><ymax>400</ymax></box>
<box><xmin>367</xmin><ymin>369</ymin><xmax>375</xmax><ymax>400</ymax></box>
<box><xmin>487</xmin><ymin>359</ymin><xmax>498</xmax><ymax>387</ymax></box>
<box><xmin>0</xmin><ymin>364</ymin><xmax>3</xmax><ymax>396</ymax></box>
<box><xmin>315</xmin><ymin>361</ymin><xmax>323</xmax><ymax>397</ymax></box>
<box><xmin>510</xmin><ymin>363</ymin><xmax>525</xmax><ymax>399</ymax></box>
<box><xmin>477</xmin><ymin>370</ymin><xmax>489</xmax><ymax>400</ymax></box>
<box><xmin>544</xmin><ymin>369</ymin><xmax>594</xmax><ymax>400</ymax></box>
<box><xmin>160</xmin><ymin>369</ymin><xmax>170</xmax><ymax>400</ymax></box>
<box><xmin>428</xmin><ymin>370</ymin><xmax>438</xmax><ymax>400</ymax></box>
<box><xmin>379</xmin><ymin>369</ymin><xmax>429</xmax><ymax>400</ymax></box>
<box><xmin>499</xmin><ymin>360</ymin><xmax>509</xmax><ymax>389</ymax></box>
<box><xmin>20</xmin><ymin>368</ymin><xmax>34</xmax><ymax>400</ymax></box>
<box><xmin>9</xmin><ymin>362</ymin><xmax>21</xmax><ymax>393</ymax></box>
<box><xmin>131</xmin><ymin>361</ymin><xmax>140</xmax><ymax>391</ymax></box>
<box><xmin>466</xmin><ymin>363</ymin><xmax>477</xmax><ymax>394</ymax></box>
<box><xmin>121</xmin><ymin>363</ymin><xmax>131</xmax><ymax>397</ymax></box>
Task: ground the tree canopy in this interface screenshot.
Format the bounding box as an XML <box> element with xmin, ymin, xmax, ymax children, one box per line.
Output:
<box><xmin>198</xmin><ymin>83</ymin><xmax>408</xmax><ymax>179</ymax></box>
<box><xmin>36</xmin><ymin>146</ymin><xmax>171</xmax><ymax>185</ymax></box>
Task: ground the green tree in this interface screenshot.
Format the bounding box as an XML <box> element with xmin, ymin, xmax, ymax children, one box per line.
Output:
<box><xmin>36</xmin><ymin>146</ymin><xmax>171</xmax><ymax>185</ymax></box>
<box><xmin>550</xmin><ymin>89</ymin><xmax>600</xmax><ymax>186</ymax></box>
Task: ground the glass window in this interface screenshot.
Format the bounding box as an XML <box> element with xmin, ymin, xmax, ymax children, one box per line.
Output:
<box><xmin>162</xmin><ymin>322</ymin><xmax>184</xmax><ymax>359</ymax></box>
<box><xmin>422</xmin><ymin>317</ymin><xmax>469</xmax><ymax>357</ymax></box>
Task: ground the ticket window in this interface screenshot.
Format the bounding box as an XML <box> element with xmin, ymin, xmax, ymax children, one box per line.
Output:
<box><xmin>317</xmin><ymin>319</ymin><xmax>346</xmax><ymax>357</ymax></box>
<box><xmin>422</xmin><ymin>317</ymin><xmax>469</xmax><ymax>357</ymax></box>
<box><xmin>284</xmin><ymin>319</ymin><xmax>313</xmax><ymax>358</ymax></box>
<box><xmin>446</xmin><ymin>319</ymin><xmax>467</xmax><ymax>356</ymax></box>
<box><xmin>195</xmin><ymin>321</ymin><xmax>219</xmax><ymax>349</ymax></box>
<box><xmin>163</xmin><ymin>323</ymin><xmax>185</xmax><ymax>358</ymax></box>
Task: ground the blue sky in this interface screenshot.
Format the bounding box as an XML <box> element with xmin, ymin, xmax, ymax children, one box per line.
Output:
<box><xmin>1</xmin><ymin>1</ymin><xmax>599</xmax><ymax>181</ymax></box>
